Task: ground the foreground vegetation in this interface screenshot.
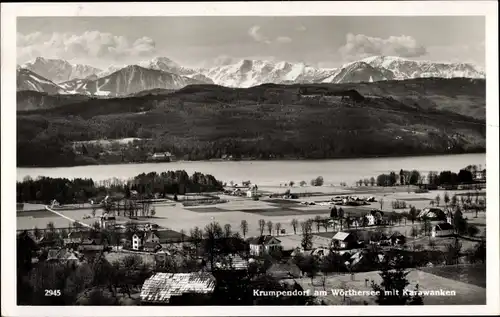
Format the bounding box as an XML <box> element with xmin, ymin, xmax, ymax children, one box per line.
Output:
<box><xmin>17</xmin><ymin>78</ymin><xmax>485</xmax><ymax>167</ymax></box>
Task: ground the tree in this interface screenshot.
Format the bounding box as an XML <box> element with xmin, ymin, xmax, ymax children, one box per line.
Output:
<box><xmin>409</xmin><ymin>206</ymin><xmax>418</xmax><ymax>224</ymax></box>
<box><xmin>190</xmin><ymin>226</ymin><xmax>203</xmax><ymax>252</ymax></box>
<box><xmin>363</xmin><ymin>178</ymin><xmax>369</xmax><ymax>186</ymax></box>
<box><xmin>467</xmin><ymin>225</ymin><xmax>479</xmax><ymax>237</ymax></box>
<box><xmin>371</xmin><ymin>253</ymin><xmax>424</xmax><ymax>305</ymax></box>
<box><xmin>314</xmin><ymin>215</ymin><xmax>322</xmax><ymax>232</ymax></box>
<box><xmin>289</xmin><ymin>181</ymin><xmax>295</xmax><ymax>187</ymax></box>
<box><xmin>338</xmin><ymin>207</ymin><xmax>345</xmax><ymax>219</ymax></box>
<box><xmin>223</xmin><ymin>224</ymin><xmax>232</xmax><ymax>238</ymax></box>
<box><xmin>445</xmin><ymin>239</ymin><xmax>462</xmax><ymax>265</ymax></box>
<box><xmin>370</xmin><ymin>177</ymin><xmax>376</xmax><ymax>186</ymax></box>
<box><xmin>291</xmin><ymin>219</ymin><xmax>299</xmax><ymax>234</ymax></box>
<box><xmin>435</xmin><ymin>194</ymin><xmax>441</xmax><ymax>206</ymax></box>
<box><xmin>379</xmin><ymin>198</ymin><xmax>384</xmax><ymax>211</ymax></box>
<box><xmin>421</xmin><ymin>216</ymin><xmax>432</xmax><ymax>237</ymax></box>
<box><xmin>444</xmin><ymin>192</ymin><xmax>450</xmax><ymax>209</ymax></box>
<box><xmin>321</xmin><ymin>219</ymin><xmax>329</xmax><ymax>232</ymax></box>
<box><xmin>150</xmin><ymin>206</ymin><xmax>156</xmax><ymax>217</ymax></box>
<box><xmin>266</xmin><ymin>221</ymin><xmax>273</xmax><ymax>235</ymax></box>
<box><xmin>258</xmin><ymin>219</ymin><xmax>266</xmax><ymax>236</ymax></box>
<box><xmin>33</xmin><ymin>227</ymin><xmax>42</xmax><ymax>240</ymax></box>
<box><xmin>450</xmin><ymin>194</ymin><xmax>458</xmax><ymax>209</ymax></box>
<box><xmin>240</xmin><ymin>220</ymin><xmax>248</xmax><ymax>238</ymax></box>
<box><xmin>300</xmin><ymin>221</ymin><xmax>313</xmax><ymax>250</ymax></box>
<box><xmin>275</xmin><ymin>222</ymin><xmax>282</xmax><ymax>236</ymax></box>
<box><xmin>453</xmin><ymin>208</ymin><xmax>468</xmax><ymax>235</ymax></box>
<box><xmin>299</xmin><ymin>180</ymin><xmax>306</xmax><ymax>187</ymax></box>
<box><xmin>311</xmin><ymin>176</ymin><xmax>324</xmax><ymax>186</ymax></box>
<box><xmin>330</xmin><ymin>206</ymin><xmax>338</xmax><ymax>218</ymax></box>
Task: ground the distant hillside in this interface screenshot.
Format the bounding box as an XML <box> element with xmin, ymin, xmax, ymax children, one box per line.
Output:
<box><xmin>17</xmin><ymin>91</ymin><xmax>92</xmax><ymax>112</ymax></box>
<box><xmin>17</xmin><ymin>78</ymin><xmax>485</xmax><ymax>167</ymax></box>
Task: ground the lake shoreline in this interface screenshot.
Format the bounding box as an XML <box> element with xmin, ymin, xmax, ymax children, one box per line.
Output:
<box><xmin>16</xmin><ymin>149</ymin><xmax>486</xmax><ymax>169</ymax></box>
<box><xmin>17</xmin><ymin>153</ymin><xmax>486</xmax><ymax>186</ymax></box>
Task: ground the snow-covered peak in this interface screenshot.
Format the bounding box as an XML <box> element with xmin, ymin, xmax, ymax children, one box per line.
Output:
<box><xmin>22</xmin><ymin>57</ymin><xmax>101</xmax><ymax>83</ymax></box>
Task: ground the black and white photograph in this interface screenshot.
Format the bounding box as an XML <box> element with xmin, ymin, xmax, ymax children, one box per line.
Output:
<box><xmin>2</xmin><ymin>1</ymin><xmax>499</xmax><ymax>316</ymax></box>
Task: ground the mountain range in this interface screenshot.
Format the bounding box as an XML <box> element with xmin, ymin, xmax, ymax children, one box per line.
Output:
<box><xmin>16</xmin><ymin>55</ymin><xmax>485</xmax><ymax>97</ymax></box>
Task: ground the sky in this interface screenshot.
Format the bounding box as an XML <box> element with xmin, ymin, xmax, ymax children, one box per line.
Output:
<box><xmin>17</xmin><ymin>16</ymin><xmax>485</xmax><ymax>69</ymax></box>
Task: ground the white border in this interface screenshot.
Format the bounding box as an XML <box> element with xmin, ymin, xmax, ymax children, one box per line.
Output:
<box><xmin>1</xmin><ymin>1</ymin><xmax>499</xmax><ymax>316</ymax></box>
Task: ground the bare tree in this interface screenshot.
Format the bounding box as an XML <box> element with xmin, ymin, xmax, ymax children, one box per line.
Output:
<box><xmin>240</xmin><ymin>220</ymin><xmax>249</xmax><ymax>238</ymax></box>
<box><xmin>275</xmin><ymin>222</ymin><xmax>282</xmax><ymax>236</ymax></box>
<box><xmin>314</xmin><ymin>215</ymin><xmax>322</xmax><ymax>232</ymax></box>
<box><xmin>266</xmin><ymin>221</ymin><xmax>273</xmax><ymax>235</ymax></box>
<box><xmin>379</xmin><ymin>198</ymin><xmax>384</xmax><ymax>211</ymax></box>
<box><xmin>258</xmin><ymin>219</ymin><xmax>266</xmax><ymax>236</ymax></box>
<box><xmin>321</xmin><ymin>219</ymin><xmax>329</xmax><ymax>232</ymax></box>
<box><xmin>291</xmin><ymin>218</ymin><xmax>299</xmax><ymax>234</ymax></box>
<box><xmin>435</xmin><ymin>194</ymin><xmax>441</xmax><ymax>206</ymax></box>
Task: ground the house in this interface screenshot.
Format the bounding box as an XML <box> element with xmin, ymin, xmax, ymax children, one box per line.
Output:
<box><xmin>99</xmin><ymin>214</ymin><xmax>116</xmax><ymax>229</ymax></box>
<box><xmin>78</xmin><ymin>239</ymin><xmax>105</xmax><ymax>252</ymax></box>
<box><xmin>140</xmin><ymin>272</ymin><xmax>216</xmax><ymax>305</ymax></box>
<box><xmin>248</xmin><ymin>235</ymin><xmax>282</xmax><ymax>256</ymax></box>
<box><xmin>310</xmin><ymin>247</ymin><xmax>331</xmax><ymax>258</ymax></box>
<box><xmin>370</xmin><ymin>232</ymin><xmax>390</xmax><ymax>246</ymax></box>
<box><xmin>267</xmin><ymin>262</ymin><xmax>302</xmax><ymax>279</ymax></box>
<box><xmin>46</xmin><ymin>248</ymin><xmax>81</xmax><ymax>264</ymax></box>
<box><xmin>364</xmin><ymin>214</ymin><xmax>375</xmax><ymax>226</ymax></box>
<box><xmin>151</xmin><ymin>152</ymin><xmax>175</xmax><ymax>162</ymax></box>
<box><xmin>331</xmin><ymin>232</ymin><xmax>359</xmax><ymax>250</ymax></box>
<box><xmin>132</xmin><ymin>231</ymin><xmax>159</xmax><ymax>250</ymax></box>
<box><xmin>431</xmin><ymin>223</ymin><xmax>455</xmax><ymax>237</ymax></box>
<box><xmin>418</xmin><ymin>207</ymin><xmax>446</xmax><ymax>220</ymax></box>
<box><xmin>206</xmin><ymin>254</ymin><xmax>249</xmax><ymax>271</ymax></box>
<box><xmin>389</xmin><ymin>232</ymin><xmax>406</xmax><ymax>246</ymax></box>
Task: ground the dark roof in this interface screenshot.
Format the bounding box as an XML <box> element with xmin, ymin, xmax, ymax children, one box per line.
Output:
<box><xmin>436</xmin><ymin>223</ymin><xmax>454</xmax><ymax>231</ymax></box>
<box><xmin>207</xmin><ymin>254</ymin><xmax>249</xmax><ymax>271</ymax></box>
<box><xmin>140</xmin><ymin>273</ymin><xmax>216</xmax><ymax>304</ymax></box>
<box><xmin>247</xmin><ymin>235</ymin><xmax>281</xmax><ymax>245</ymax></box>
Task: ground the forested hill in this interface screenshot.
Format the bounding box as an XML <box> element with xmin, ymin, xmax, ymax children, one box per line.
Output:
<box><xmin>17</xmin><ymin>78</ymin><xmax>486</xmax><ymax>167</ymax></box>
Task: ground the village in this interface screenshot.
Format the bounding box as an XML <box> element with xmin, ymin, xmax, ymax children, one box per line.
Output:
<box><xmin>16</xmin><ymin>166</ymin><xmax>487</xmax><ymax>306</ymax></box>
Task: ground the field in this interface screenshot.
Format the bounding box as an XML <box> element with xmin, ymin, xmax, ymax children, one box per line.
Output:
<box><xmin>295</xmin><ymin>266</ymin><xmax>486</xmax><ymax>305</ymax></box>
<box><xmin>17</xmin><ymin>186</ymin><xmax>486</xmax><ymax>244</ymax></box>
<box><xmin>419</xmin><ymin>264</ymin><xmax>486</xmax><ymax>288</ymax></box>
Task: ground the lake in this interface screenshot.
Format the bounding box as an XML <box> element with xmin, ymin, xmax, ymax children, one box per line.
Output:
<box><xmin>17</xmin><ymin>153</ymin><xmax>486</xmax><ymax>186</ymax></box>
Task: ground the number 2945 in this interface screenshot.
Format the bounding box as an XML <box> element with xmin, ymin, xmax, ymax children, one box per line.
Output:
<box><xmin>45</xmin><ymin>289</ymin><xmax>61</xmax><ymax>296</ymax></box>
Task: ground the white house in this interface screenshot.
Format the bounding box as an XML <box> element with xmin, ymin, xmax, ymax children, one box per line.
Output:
<box><xmin>248</xmin><ymin>235</ymin><xmax>282</xmax><ymax>256</ymax></box>
<box><xmin>431</xmin><ymin>223</ymin><xmax>455</xmax><ymax>237</ymax></box>
<box><xmin>364</xmin><ymin>214</ymin><xmax>375</xmax><ymax>226</ymax></box>
<box><xmin>132</xmin><ymin>231</ymin><xmax>160</xmax><ymax>251</ymax></box>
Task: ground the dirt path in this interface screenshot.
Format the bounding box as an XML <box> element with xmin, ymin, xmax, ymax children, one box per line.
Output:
<box><xmin>44</xmin><ymin>205</ymin><xmax>92</xmax><ymax>228</ymax></box>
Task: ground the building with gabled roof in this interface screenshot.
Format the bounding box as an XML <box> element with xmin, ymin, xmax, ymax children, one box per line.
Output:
<box><xmin>140</xmin><ymin>272</ymin><xmax>216</xmax><ymax>305</ymax></box>
<box><xmin>247</xmin><ymin>235</ymin><xmax>282</xmax><ymax>256</ymax></box>
<box><xmin>330</xmin><ymin>231</ymin><xmax>358</xmax><ymax>250</ymax></box>
<box><xmin>431</xmin><ymin>223</ymin><xmax>455</xmax><ymax>237</ymax></box>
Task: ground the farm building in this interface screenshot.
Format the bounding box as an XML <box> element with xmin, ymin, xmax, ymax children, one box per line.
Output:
<box><xmin>431</xmin><ymin>223</ymin><xmax>455</xmax><ymax>237</ymax></box>
<box><xmin>330</xmin><ymin>232</ymin><xmax>359</xmax><ymax>250</ymax></box>
<box><xmin>140</xmin><ymin>272</ymin><xmax>216</xmax><ymax>305</ymax></box>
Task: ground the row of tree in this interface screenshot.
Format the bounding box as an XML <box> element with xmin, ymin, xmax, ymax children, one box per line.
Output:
<box><xmin>375</xmin><ymin>166</ymin><xmax>485</xmax><ymax>187</ymax></box>
<box><xmin>17</xmin><ymin>170</ymin><xmax>223</xmax><ymax>204</ymax></box>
